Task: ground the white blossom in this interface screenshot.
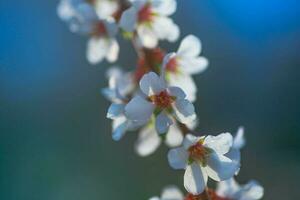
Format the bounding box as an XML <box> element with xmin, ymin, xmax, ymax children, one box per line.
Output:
<box><xmin>124</xmin><ymin>71</ymin><xmax>196</xmax><ymax>136</ymax></box>
<box><xmin>120</xmin><ymin>0</ymin><xmax>179</xmax><ymax>48</ymax></box>
<box><xmin>217</xmin><ymin>178</ymin><xmax>264</xmax><ymax>200</ymax></box>
<box><xmin>164</xmin><ymin>35</ymin><xmax>208</xmax><ymax>102</ymax></box>
<box><xmin>57</xmin><ymin>0</ymin><xmax>119</xmax><ymax>64</ymax></box>
<box><xmin>168</xmin><ymin>133</ymin><xmax>240</xmax><ymax>195</ymax></box>
<box><xmin>149</xmin><ymin>186</ymin><xmax>183</xmax><ymax>200</ymax></box>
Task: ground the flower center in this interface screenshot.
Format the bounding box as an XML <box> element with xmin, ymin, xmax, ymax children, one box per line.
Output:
<box><xmin>149</xmin><ymin>90</ymin><xmax>175</xmax><ymax>108</ymax></box>
<box><xmin>138</xmin><ymin>3</ymin><xmax>154</xmax><ymax>23</ymax></box>
<box><xmin>166</xmin><ymin>57</ymin><xmax>178</xmax><ymax>73</ymax></box>
<box><xmin>188</xmin><ymin>139</ymin><xmax>211</xmax><ymax>165</ymax></box>
<box><xmin>92</xmin><ymin>21</ymin><xmax>107</xmax><ymax>36</ymax></box>
<box><xmin>184</xmin><ymin>190</ymin><xmax>232</xmax><ymax>200</ymax></box>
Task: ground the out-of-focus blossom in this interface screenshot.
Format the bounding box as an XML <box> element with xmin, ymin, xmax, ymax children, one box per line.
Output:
<box><xmin>164</xmin><ymin>35</ymin><xmax>208</xmax><ymax>102</ymax></box>
<box><xmin>168</xmin><ymin>133</ymin><xmax>240</xmax><ymax>194</ymax></box>
<box><xmin>226</xmin><ymin>127</ymin><xmax>245</xmax><ymax>167</ymax></box>
<box><xmin>104</xmin><ymin>68</ymin><xmax>139</xmax><ymax>141</ymax></box>
<box><xmin>57</xmin><ymin>0</ymin><xmax>119</xmax><ymax>64</ymax></box>
<box><xmin>125</xmin><ymin>71</ymin><xmax>196</xmax><ymax>135</ymax></box>
<box><xmin>102</xmin><ymin>67</ymin><xmax>135</xmax><ymax>103</ymax></box>
<box><xmin>149</xmin><ymin>185</ymin><xmax>184</xmax><ymax>200</ymax></box>
<box><xmin>217</xmin><ymin>178</ymin><xmax>264</xmax><ymax>200</ymax></box>
<box><xmin>120</xmin><ymin>0</ymin><xmax>179</xmax><ymax>48</ymax></box>
<box><xmin>89</xmin><ymin>0</ymin><xmax>120</xmax><ymax>20</ymax></box>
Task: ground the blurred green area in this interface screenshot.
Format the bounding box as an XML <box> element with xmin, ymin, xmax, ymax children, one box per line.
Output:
<box><xmin>1</xmin><ymin>0</ymin><xmax>300</xmax><ymax>199</ymax></box>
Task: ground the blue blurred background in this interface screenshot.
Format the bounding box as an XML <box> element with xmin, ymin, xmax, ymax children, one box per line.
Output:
<box><xmin>1</xmin><ymin>0</ymin><xmax>300</xmax><ymax>199</ymax></box>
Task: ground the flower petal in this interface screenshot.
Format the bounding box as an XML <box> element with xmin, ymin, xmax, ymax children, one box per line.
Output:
<box><xmin>140</xmin><ymin>72</ymin><xmax>166</xmax><ymax>96</ymax></box>
<box><xmin>106</xmin><ymin>39</ymin><xmax>119</xmax><ymax>62</ymax></box>
<box><xmin>204</xmin><ymin>153</ymin><xmax>240</xmax><ymax>181</ymax></box>
<box><xmin>165</xmin><ymin>123</ymin><xmax>183</xmax><ymax>147</ymax></box>
<box><xmin>161</xmin><ymin>185</ymin><xmax>184</xmax><ymax>200</ymax></box>
<box><xmin>167</xmin><ymin>86</ymin><xmax>186</xmax><ymax>100</ymax></box>
<box><xmin>86</xmin><ymin>37</ymin><xmax>109</xmax><ymax>64</ymax></box>
<box><xmin>137</xmin><ymin>25</ymin><xmax>158</xmax><ymax>48</ymax></box>
<box><xmin>177</xmin><ymin>35</ymin><xmax>201</xmax><ymax>58</ymax></box>
<box><xmin>135</xmin><ymin>126</ymin><xmax>161</xmax><ymax>157</ymax></box>
<box><xmin>204</xmin><ymin>133</ymin><xmax>233</xmax><ymax>155</ymax></box>
<box><xmin>183</xmin><ymin>134</ymin><xmax>199</xmax><ymax>149</ymax></box>
<box><xmin>240</xmin><ymin>181</ymin><xmax>264</xmax><ymax>200</ymax></box>
<box><xmin>167</xmin><ymin>147</ymin><xmax>188</xmax><ymax>169</ymax></box>
<box><xmin>107</xmin><ymin>103</ymin><xmax>125</xmax><ymax>119</ymax></box>
<box><xmin>155</xmin><ymin>112</ymin><xmax>173</xmax><ymax>134</ymax></box>
<box><xmin>184</xmin><ymin>163</ymin><xmax>208</xmax><ymax>195</ymax></box>
<box><xmin>179</xmin><ymin>56</ymin><xmax>208</xmax><ymax>75</ymax></box>
<box><xmin>125</xmin><ymin>95</ymin><xmax>154</xmax><ymax>122</ymax></box>
<box><xmin>173</xmin><ymin>99</ymin><xmax>196</xmax><ymax>124</ymax></box>
<box><xmin>151</xmin><ymin>0</ymin><xmax>177</xmax><ymax>16</ymax></box>
<box><xmin>119</xmin><ymin>6</ymin><xmax>137</xmax><ymax>32</ymax></box>
<box><xmin>216</xmin><ymin>178</ymin><xmax>240</xmax><ymax>198</ymax></box>
<box><xmin>233</xmin><ymin>126</ymin><xmax>245</xmax><ymax>149</ymax></box>
<box><xmin>168</xmin><ymin>73</ymin><xmax>197</xmax><ymax>102</ymax></box>
<box><xmin>152</xmin><ymin>16</ymin><xmax>179</xmax><ymax>42</ymax></box>
<box><xmin>112</xmin><ymin>116</ymin><xmax>128</xmax><ymax>141</ymax></box>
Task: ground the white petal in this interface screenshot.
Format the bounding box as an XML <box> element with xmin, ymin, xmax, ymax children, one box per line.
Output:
<box><xmin>184</xmin><ymin>163</ymin><xmax>208</xmax><ymax>195</ymax></box>
<box><xmin>112</xmin><ymin>116</ymin><xmax>128</xmax><ymax>141</ymax></box>
<box><xmin>179</xmin><ymin>56</ymin><xmax>209</xmax><ymax>75</ymax></box>
<box><xmin>240</xmin><ymin>181</ymin><xmax>264</xmax><ymax>200</ymax></box>
<box><xmin>140</xmin><ymin>72</ymin><xmax>166</xmax><ymax>96</ymax></box>
<box><xmin>167</xmin><ymin>147</ymin><xmax>188</xmax><ymax>169</ymax></box>
<box><xmin>119</xmin><ymin>7</ymin><xmax>137</xmax><ymax>32</ymax></box>
<box><xmin>94</xmin><ymin>0</ymin><xmax>118</xmax><ymax>20</ymax></box>
<box><xmin>183</xmin><ymin>134</ymin><xmax>199</xmax><ymax>149</ymax></box>
<box><xmin>86</xmin><ymin>37</ymin><xmax>109</xmax><ymax>64</ymax></box>
<box><xmin>151</xmin><ymin>0</ymin><xmax>177</xmax><ymax>16</ymax></box>
<box><xmin>137</xmin><ymin>25</ymin><xmax>158</xmax><ymax>48</ymax></box>
<box><xmin>168</xmin><ymin>73</ymin><xmax>197</xmax><ymax>102</ymax></box>
<box><xmin>135</xmin><ymin>126</ymin><xmax>161</xmax><ymax>157</ymax></box>
<box><xmin>167</xmin><ymin>86</ymin><xmax>186</xmax><ymax>100</ymax></box>
<box><xmin>155</xmin><ymin>112</ymin><xmax>173</xmax><ymax>134</ymax></box>
<box><xmin>165</xmin><ymin>123</ymin><xmax>183</xmax><ymax>147</ymax></box>
<box><xmin>216</xmin><ymin>178</ymin><xmax>240</xmax><ymax>198</ymax></box>
<box><xmin>225</xmin><ymin>148</ymin><xmax>241</xmax><ymax>166</ymax></box>
<box><xmin>204</xmin><ymin>133</ymin><xmax>233</xmax><ymax>155</ymax></box>
<box><xmin>161</xmin><ymin>185</ymin><xmax>184</xmax><ymax>200</ymax></box>
<box><xmin>106</xmin><ymin>39</ymin><xmax>119</xmax><ymax>62</ymax></box>
<box><xmin>152</xmin><ymin>16</ymin><xmax>179</xmax><ymax>42</ymax></box>
<box><xmin>233</xmin><ymin>126</ymin><xmax>245</xmax><ymax>149</ymax></box>
<box><xmin>173</xmin><ymin>99</ymin><xmax>196</xmax><ymax>124</ymax></box>
<box><xmin>125</xmin><ymin>95</ymin><xmax>154</xmax><ymax>122</ymax></box>
<box><xmin>177</xmin><ymin>35</ymin><xmax>201</xmax><ymax>58</ymax></box>
<box><xmin>204</xmin><ymin>153</ymin><xmax>240</xmax><ymax>181</ymax></box>
<box><xmin>107</xmin><ymin>103</ymin><xmax>125</xmax><ymax>119</ymax></box>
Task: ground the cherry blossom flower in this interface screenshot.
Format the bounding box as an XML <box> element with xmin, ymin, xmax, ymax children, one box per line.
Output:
<box><xmin>120</xmin><ymin>0</ymin><xmax>179</xmax><ymax>48</ymax></box>
<box><xmin>149</xmin><ymin>185</ymin><xmax>184</xmax><ymax>200</ymax></box>
<box><xmin>57</xmin><ymin>1</ymin><xmax>119</xmax><ymax>64</ymax></box>
<box><xmin>124</xmin><ymin>71</ymin><xmax>196</xmax><ymax>136</ymax></box>
<box><xmin>168</xmin><ymin>133</ymin><xmax>240</xmax><ymax>194</ymax></box>
<box><xmin>164</xmin><ymin>35</ymin><xmax>208</xmax><ymax>102</ymax></box>
<box><xmin>216</xmin><ymin>178</ymin><xmax>264</xmax><ymax>200</ymax></box>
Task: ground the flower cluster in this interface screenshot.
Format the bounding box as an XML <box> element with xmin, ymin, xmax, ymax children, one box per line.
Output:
<box><xmin>58</xmin><ymin>0</ymin><xmax>264</xmax><ymax>199</ymax></box>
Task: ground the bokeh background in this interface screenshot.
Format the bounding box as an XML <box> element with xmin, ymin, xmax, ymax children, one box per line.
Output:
<box><xmin>1</xmin><ymin>0</ymin><xmax>300</xmax><ymax>199</ymax></box>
